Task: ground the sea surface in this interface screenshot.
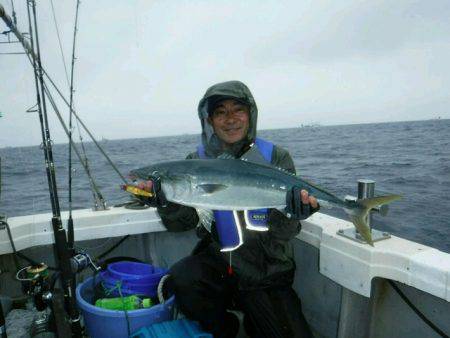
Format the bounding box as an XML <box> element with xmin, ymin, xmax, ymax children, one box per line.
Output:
<box><xmin>0</xmin><ymin>119</ymin><xmax>449</xmax><ymax>253</ymax></box>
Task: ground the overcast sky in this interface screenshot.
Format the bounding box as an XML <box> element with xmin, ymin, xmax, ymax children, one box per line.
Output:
<box><xmin>1</xmin><ymin>0</ymin><xmax>449</xmax><ymax>147</ymax></box>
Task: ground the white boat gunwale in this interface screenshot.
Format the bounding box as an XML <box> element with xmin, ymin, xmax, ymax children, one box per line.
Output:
<box><xmin>1</xmin><ymin>207</ymin><xmax>449</xmax><ymax>303</ymax></box>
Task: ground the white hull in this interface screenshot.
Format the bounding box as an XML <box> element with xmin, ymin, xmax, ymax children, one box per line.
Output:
<box><xmin>1</xmin><ymin>207</ymin><xmax>449</xmax><ymax>337</ymax></box>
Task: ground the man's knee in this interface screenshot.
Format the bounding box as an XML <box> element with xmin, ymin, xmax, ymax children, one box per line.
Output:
<box><xmin>169</xmin><ymin>255</ymin><xmax>204</xmax><ymax>290</ymax></box>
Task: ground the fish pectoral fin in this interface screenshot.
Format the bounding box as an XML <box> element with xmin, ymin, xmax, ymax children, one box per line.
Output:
<box><xmin>195</xmin><ymin>208</ymin><xmax>214</xmax><ymax>231</ymax></box>
<box><xmin>197</xmin><ymin>183</ymin><xmax>228</xmax><ymax>194</ymax></box>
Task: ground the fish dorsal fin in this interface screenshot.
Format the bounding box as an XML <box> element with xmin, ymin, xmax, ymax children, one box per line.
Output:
<box><xmin>197</xmin><ymin>183</ymin><xmax>228</xmax><ymax>194</ymax></box>
<box><xmin>239</xmin><ymin>144</ymin><xmax>266</xmax><ymax>163</ymax></box>
<box><xmin>272</xmin><ymin>165</ymin><xmax>296</xmax><ymax>176</ymax></box>
<box><xmin>237</xmin><ymin>143</ymin><xmax>296</xmax><ymax>177</ymax></box>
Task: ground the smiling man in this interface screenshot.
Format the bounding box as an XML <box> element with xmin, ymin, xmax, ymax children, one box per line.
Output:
<box><xmin>145</xmin><ymin>81</ymin><xmax>318</xmax><ymax>338</ymax></box>
<box><xmin>207</xmin><ymin>98</ymin><xmax>250</xmax><ymax>146</ymax></box>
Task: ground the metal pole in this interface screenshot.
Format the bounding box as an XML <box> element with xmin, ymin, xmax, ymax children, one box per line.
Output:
<box><xmin>357</xmin><ymin>179</ymin><xmax>375</xmax><ymax>230</ymax></box>
<box><xmin>338</xmin><ymin>179</ymin><xmax>391</xmax><ymax>244</ymax></box>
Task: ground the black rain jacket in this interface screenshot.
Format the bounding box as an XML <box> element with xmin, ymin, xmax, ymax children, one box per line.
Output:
<box><xmin>157</xmin><ymin>81</ymin><xmax>302</xmax><ymax>290</ymax></box>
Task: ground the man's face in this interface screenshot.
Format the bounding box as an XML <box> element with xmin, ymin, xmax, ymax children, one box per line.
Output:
<box><xmin>208</xmin><ymin>99</ymin><xmax>250</xmax><ymax>146</ymax></box>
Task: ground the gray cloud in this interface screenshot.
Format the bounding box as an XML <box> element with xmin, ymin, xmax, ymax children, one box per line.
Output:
<box><xmin>1</xmin><ymin>0</ymin><xmax>449</xmax><ymax>147</ymax></box>
<box><xmin>251</xmin><ymin>0</ymin><xmax>450</xmax><ymax>64</ymax></box>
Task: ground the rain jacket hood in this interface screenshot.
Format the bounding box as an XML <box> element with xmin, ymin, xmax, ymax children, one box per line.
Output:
<box><xmin>198</xmin><ymin>81</ymin><xmax>258</xmax><ymax>158</ymax></box>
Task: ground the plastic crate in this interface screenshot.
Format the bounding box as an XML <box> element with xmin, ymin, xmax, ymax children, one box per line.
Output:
<box><xmin>130</xmin><ymin>318</ymin><xmax>212</xmax><ymax>338</ymax></box>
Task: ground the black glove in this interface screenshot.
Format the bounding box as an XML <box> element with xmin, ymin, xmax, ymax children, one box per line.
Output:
<box><xmin>285</xmin><ymin>186</ymin><xmax>320</xmax><ymax>220</ymax></box>
<box><xmin>139</xmin><ymin>174</ymin><xmax>168</xmax><ymax>207</ymax></box>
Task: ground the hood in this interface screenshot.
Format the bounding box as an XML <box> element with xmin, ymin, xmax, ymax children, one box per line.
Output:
<box><xmin>197</xmin><ymin>80</ymin><xmax>258</xmax><ymax>158</ymax></box>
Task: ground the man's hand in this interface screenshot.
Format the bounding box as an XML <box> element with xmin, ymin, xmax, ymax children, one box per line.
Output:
<box><xmin>285</xmin><ymin>187</ymin><xmax>320</xmax><ymax>220</ymax></box>
<box><xmin>136</xmin><ymin>175</ymin><xmax>168</xmax><ymax>207</ymax></box>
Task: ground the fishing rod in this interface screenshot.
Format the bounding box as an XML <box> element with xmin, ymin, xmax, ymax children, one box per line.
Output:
<box><xmin>26</xmin><ymin>1</ymin><xmax>82</xmax><ymax>335</ymax></box>
<box><xmin>24</xmin><ymin>3</ymin><xmax>108</xmax><ymax>211</ymax></box>
<box><xmin>1</xmin><ymin>1</ymin><xmax>117</xmax><ymax>212</ymax></box>
<box><xmin>0</xmin><ymin>2</ymin><xmax>127</xmax><ymax>185</ymax></box>
<box><xmin>0</xmin><ymin>2</ymin><xmax>82</xmax><ymax>336</ymax></box>
<box><xmin>42</xmin><ymin>81</ymin><xmax>107</xmax><ymax>209</ymax></box>
<box><xmin>42</xmin><ymin>70</ymin><xmax>129</xmax><ymax>185</ymax></box>
<box><xmin>67</xmin><ymin>0</ymin><xmax>81</xmax><ymax>254</ymax></box>
<box><xmin>1</xmin><ymin>0</ymin><xmax>109</xmax><ymax>209</ymax></box>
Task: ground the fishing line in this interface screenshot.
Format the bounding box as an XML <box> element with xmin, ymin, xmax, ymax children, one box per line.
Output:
<box><xmin>49</xmin><ymin>0</ymin><xmax>70</xmax><ymax>89</ymax></box>
<box><xmin>25</xmin><ymin>3</ymin><xmax>82</xmax><ymax>335</ymax></box>
<box><xmin>31</xmin><ymin>0</ymin><xmax>63</xmax><ymax>217</ymax></box>
<box><xmin>20</xmin><ymin>8</ymin><xmax>108</xmax><ymax>213</ymax></box>
<box><xmin>42</xmin><ymin>81</ymin><xmax>106</xmax><ymax>208</ymax></box>
<box><xmin>1</xmin><ymin>4</ymin><xmax>128</xmax><ymax>187</ymax></box>
<box><xmin>2</xmin><ymin>5</ymin><xmax>102</xmax><ymax>336</ymax></box>
<box><xmin>40</xmin><ymin>69</ymin><xmax>128</xmax><ymax>184</ymax></box>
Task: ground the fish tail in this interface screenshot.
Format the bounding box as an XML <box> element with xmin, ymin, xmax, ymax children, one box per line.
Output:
<box><xmin>350</xmin><ymin>194</ymin><xmax>402</xmax><ymax>246</ymax></box>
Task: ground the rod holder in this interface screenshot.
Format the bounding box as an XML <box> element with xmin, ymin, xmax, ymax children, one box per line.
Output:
<box><xmin>358</xmin><ymin>179</ymin><xmax>375</xmax><ymax>229</ymax></box>
<box><xmin>338</xmin><ymin>179</ymin><xmax>391</xmax><ymax>244</ymax></box>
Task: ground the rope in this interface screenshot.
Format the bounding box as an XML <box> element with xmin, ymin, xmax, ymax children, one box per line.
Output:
<box><xmin>157</xmin><ymin>274</ymin><xmax>170</xmax><ymax>305</ymax></box>
<box><xmin>101</xmin><ymin>280</ymin><xmax>131</xmax><ymax>336</ymax></box>
<box><xmin>117</xmin><ymin>282</ymin><xmax>131</xmax><ymax>337</ymax></box>
<box><xmin>388</xmin><ymin>280</ymin><xmax>449</xmax><ymax>338</ymax></box>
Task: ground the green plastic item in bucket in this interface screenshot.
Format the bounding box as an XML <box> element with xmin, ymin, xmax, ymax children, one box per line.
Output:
<box><xmin>77</xmin><ymin>277</ymin><xmax>175</xmax><ymax>338</ymax></box>
<box><xmin>95</xmin><ymin>295</ymin><xmax>152</xmax><ymax>311</ymax></box>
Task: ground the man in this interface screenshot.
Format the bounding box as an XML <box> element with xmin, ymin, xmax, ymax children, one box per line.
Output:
<box><xmin>141</xmin><ymin>81</ymin><xmax>318</xmax><ymax>337</ymax></box>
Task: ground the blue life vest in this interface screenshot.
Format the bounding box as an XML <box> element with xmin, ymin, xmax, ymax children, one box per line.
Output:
<box><xmin>197</xmin><ymin>138</ymin><xmax>274</xmax><ymax>251</ymax></box>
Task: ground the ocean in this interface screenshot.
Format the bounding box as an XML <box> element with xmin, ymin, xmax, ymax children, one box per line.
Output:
<box><xmin>0</xmin><ymin>119</ymin><xmax>449</xmax><ymax>253</ymax></box>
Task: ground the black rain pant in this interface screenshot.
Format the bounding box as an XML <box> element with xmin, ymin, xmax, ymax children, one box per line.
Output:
<box><xmin>168</xmin><ymin>251</ymin><xmax>313</xmax><ymax>338</ymax></box>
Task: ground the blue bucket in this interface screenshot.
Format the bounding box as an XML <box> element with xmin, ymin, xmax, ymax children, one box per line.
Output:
<box><xmin>100</xmin><ymin>262</ymin><xmax>168</xmax><ymax>297</ymax></box>
<box><xmin>76</xmin><ymin>277</ymin><xmax>175</xmax><ymax>338</ymax></box>
<box><xmin>100</xmin><ymin>275</ymin><xmax>159</xmax><ymax>298</ymax></box>
<box><xmin>107</xmin><ymin>262</ymin><xmax>167</xmax><ymax>284</ymax></box>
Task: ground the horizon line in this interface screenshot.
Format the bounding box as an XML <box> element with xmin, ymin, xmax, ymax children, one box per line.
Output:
<box><xmin>0</xmin><ymin>117</ymin><xmax>448</xmax><ymax>150</ymax></box>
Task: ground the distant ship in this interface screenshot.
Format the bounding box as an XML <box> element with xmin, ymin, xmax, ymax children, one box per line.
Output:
<box><xmin>299</xmin><ymin>122</ymin><xmax>321</xmax><ymax>128</ymax></box>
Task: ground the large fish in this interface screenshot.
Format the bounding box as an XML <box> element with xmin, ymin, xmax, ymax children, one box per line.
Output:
<box><xmin>130</xmin><ymin>159</ymin><xmax>401</xmax><ymax>246</ymax></box>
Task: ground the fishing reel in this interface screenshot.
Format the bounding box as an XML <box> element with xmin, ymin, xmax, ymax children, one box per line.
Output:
<box><xmin>70</xmin><ymin>252</ymin><xmax>100</xmax><ymax>273</ymax></box>
<box><xmin>16</xmin><ymin>263</ymin><xmax>50</xmax><ymax>311</ymax></box>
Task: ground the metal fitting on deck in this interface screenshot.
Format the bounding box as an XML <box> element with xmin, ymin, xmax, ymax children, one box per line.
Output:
<box><xmin>358</xmin><ymin>179</ymin><xmax>375</xmax><ymax>229</ymax></box>
<box><xmin>338</xmin><ymin>179</ymin><xmax>391</xmax><ymax>244</ymax></box>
